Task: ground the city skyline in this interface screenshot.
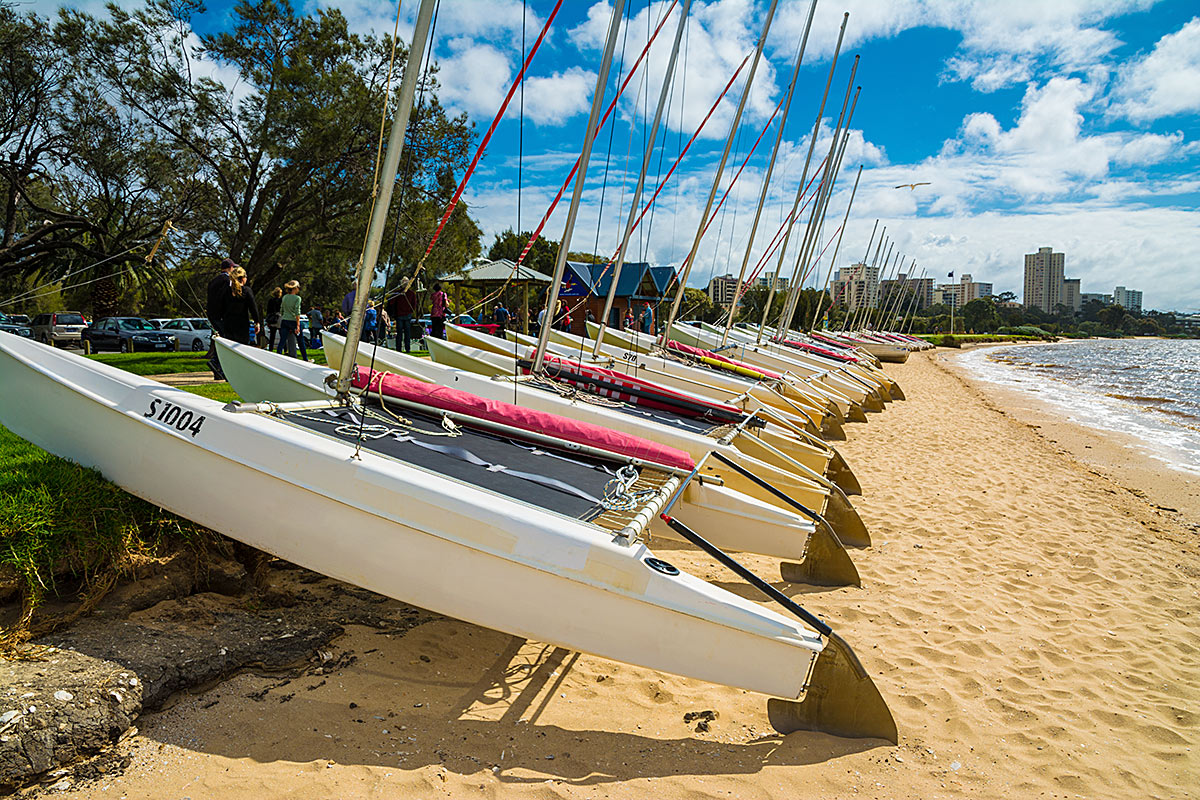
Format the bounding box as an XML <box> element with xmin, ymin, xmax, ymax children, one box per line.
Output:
<box><xmin>27</xmin><ymin>0</ymin><xmax>1200</xmax><ymax>311</ymax></box>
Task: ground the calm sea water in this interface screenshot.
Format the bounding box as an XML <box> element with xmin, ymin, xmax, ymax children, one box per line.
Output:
<box><xmin>959</xmin><ymin>338</ymin><xmax>1200</xmax><ymax>475</ymax></box>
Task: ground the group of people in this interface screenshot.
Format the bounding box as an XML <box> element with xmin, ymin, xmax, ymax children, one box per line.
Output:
<box><xmin>205</xmin><ymin>258</ymin><xmax>333</xmax><ymax>379</ymax></box>
<box><xmin>205</xmin><ymin>256</ymin><xmax>662</xmax><ymax>381</ymax></box>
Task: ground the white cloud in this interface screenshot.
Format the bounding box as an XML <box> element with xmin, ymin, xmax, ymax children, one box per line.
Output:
<box><xmin>775</xmin><ymin>0</ymin><xmax>1156</xmax><ymax>92</ymax></box>
<box><xmin>1111</xmin><ymin>16</ymin><xmax>1200</xmax><ymax>122</ymax></box>
<box><xmin>523</xmin><ymin>67</ymin><xmax>599</xmax><ymax>125</ymax></box>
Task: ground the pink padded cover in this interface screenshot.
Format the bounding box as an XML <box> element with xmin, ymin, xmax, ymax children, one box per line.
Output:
<box><xmin>352</xmin><ymin>368</ymin><xmax>696</xmax><ymax>471</ymax></box>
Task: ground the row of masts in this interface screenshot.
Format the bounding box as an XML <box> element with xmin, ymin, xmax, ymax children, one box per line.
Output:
<box><xmin>339</xmin><ymin>0</ymin><xmax>916</xmax><ymax>394</ymax></box>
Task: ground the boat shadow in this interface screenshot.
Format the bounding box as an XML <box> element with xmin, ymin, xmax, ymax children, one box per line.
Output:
<box><xmin>134</xmin><ymin>620</ymin><xmax>886</xmax><ymax>786</ymax></box>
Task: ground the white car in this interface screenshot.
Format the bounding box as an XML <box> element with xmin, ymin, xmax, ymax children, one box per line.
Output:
<box><xmin>160</xmin><ymin>318</ymin><xmax>213</xmax><ymax>351</ymax></box>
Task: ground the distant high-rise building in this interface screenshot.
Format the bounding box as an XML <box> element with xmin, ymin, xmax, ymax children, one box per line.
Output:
<box><xmin>757</xmin><ymin>271</ymin><xmax>789</xmax><ymax>292</ymax></box>
<box><xmin>1113</xmin><ymin>286</ymin><xmax>1143</xmax><ymax>313</ymax></box>
<box><xmin>934</xmin><ymin>273</ymin><xmax>994</xmax><ymax>310</ymax></box>
<box><xmin>706</xmin><ymin>273</ymin><xmax>738</xmax><ymax>306</ymax></box>
<box><xmin>1081</xmin><ymin>291</ymin><xmax>1113</xmax><ymax>306</ymax></box>
<box><xmin>1024</xmin><ymin>247</ymin><xmax>1066</xmax><ymax>312</ymax></box>
<box><xmin>879</xmin><ymin>274</ymin><xmax>935</xmax><ymax>313</ymax></box>
<box><xmin>1062</xmin><ymin>278</ymin><xmax>1081</xmax><ymax>313</ymax></box>
<box><xmin>832</xmin><ymin>263</ymin><xmax>880</xmax><ymax>309</ymax></box>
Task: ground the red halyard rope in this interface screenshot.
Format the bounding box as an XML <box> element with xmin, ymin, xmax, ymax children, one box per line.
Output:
<box><xmin>412</xmin><ymin>0</ymin><xmax>565</xmax><ymax>282</ymax></box>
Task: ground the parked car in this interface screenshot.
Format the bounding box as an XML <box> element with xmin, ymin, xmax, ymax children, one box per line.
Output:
<box><xmin>81</xmin><ymin>317</ymin><xmax>177</xmax><ymax>352</ymax></box>
<box><xmin>147</xmin><ymin>318</ymin><xmax>172</xmax><ymax>330</ymax></box>
<box><xmin>159</xmin><ymin>317</ymin><xmax>212</xmax><ymax>351</ymax></box>
<box><xmin>0</xmin><ymin>312</ymin><xmax>33</xmax><ymax>338</ymax></box>
<box><xmin>7</xmin><ymin>314</ymin><xmax>31</xmax><ymax>325</ymax></box>
<box><xmin>31</xmin><ymin>312</ymin><xmax>88</xmax><ymax>347</ymax></box>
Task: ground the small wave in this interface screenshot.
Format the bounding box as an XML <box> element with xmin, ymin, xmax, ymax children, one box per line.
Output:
<box><xmin>1149</xmin><ymin>406</ymin><xmax>1200</xmax><ymax>422</ymax></box>
<box><xmin>1106</xmin><ymin>393</ymin><xmax>1177</xmax><ymax>405</ymax></box>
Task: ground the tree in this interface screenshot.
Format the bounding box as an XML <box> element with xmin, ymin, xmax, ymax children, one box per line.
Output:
<box><xmin>0</xmin><ymin>6</ymin><xmax>209</xmax><ymax>316</ymax></box>
<box><xmin>1098</xmin><ymin>304</ymin><xmax>1126</xmax><ymax>330</ymax></box>
<box><xmin>83</xmin><ymin>0</ymin><xmax>476</xmax><ymax>292</ymax></box>
<box><xmin>961</xmin><ymin>298</ymin><xmax>1001</xmax><ymax>332</ymax></box>
<box><xmin>487</xmin><ymin>229</ymin><xmax>558</xmax><ymax>276</ymax></box>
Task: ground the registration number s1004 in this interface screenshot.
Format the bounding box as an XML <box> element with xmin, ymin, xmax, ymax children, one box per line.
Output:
<box><xmin>144</xmin><ymin>398</ymin><xmax>205</xmax><ymax>437</ymax></box>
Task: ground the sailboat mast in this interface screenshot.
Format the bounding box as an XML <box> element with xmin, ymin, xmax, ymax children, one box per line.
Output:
<box><xmin>810</xmin><ymin>163</ymin><xmax>861</xmax><ymax>330</ymax></box>
<box><xmin>336</xmin><ymin>0</ymin><xmax>439</xmax><ymax>395</ymax></box>
<box><xmin>756</xmin><ymin>12</ymin><xmax>848</xmax><ymax>344</ymax></box>
<box><xmin>841</xmin><ymin>219</ymin><xmax>877</xmax><ymax>330</ymax></box>
<box><xmin>902</xmin><ymin>266</ymin><xmax>926</xmax><ymax>333</ymax></box>
<box><xmin>775</xmin><ymin>64</ymin><xmax>858</xmax><ymax>338</ymax></box>
<box><xmin>660</xmin><ymin>0</ymin><xmax>781</xmax><ymax>347</ymax></box>
<box><xmin>717</xmin><ymin>0</ymin><xmax>818</xmax><ymax>347</ymax></box>
<box><xmin>851</xmin><ymin>232</ymin><xmax>887</xmax><ymax>331</ymax></box>
<box><xmin>592</xmin><ymin>0</ymin><xmax>692</xmax><ymax>359</ymax></box>
<box><xmin>531</xmin><ymin>0</ymin><xmax>628</xmax><ymax>373</ymax></box>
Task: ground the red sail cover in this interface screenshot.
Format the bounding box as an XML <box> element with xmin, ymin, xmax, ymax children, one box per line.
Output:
<box><xmin>664</xmin><ymin>339</ymin><xmax>785</xmax><ymax>380</ymax></box>
<box><xmin>809</xmin><ymin>332</ymin><xmax>861</xmax><ymax>349</ymax></box>
<box><xmin>536</xmin><ymin>352</ymin><xmax>745</xmax><ymax>420</ymax></box>
<box><xmin>781</xmin><ymin>339</ymin><xmax>861</xmax><ymax>364</ymax></box>
<box><xmin>352</xmin><ymin>368</ymin><xmax>695</xmax><ymax>471</ymax></box>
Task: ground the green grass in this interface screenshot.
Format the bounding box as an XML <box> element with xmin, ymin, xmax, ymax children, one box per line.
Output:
<box><xmin>180</xmin><ymin>383</ymin><xmax>241</xmax><ymax>404</ymax></box>
<box><xmin>0</xmin><ymin>423</ymin><xmax>213</xmax><ymax>641</ymax></box>
<box><xmin>87</xmin><ymin>351</ymin><xmax>210</xmax><ymax>375</ymax></box>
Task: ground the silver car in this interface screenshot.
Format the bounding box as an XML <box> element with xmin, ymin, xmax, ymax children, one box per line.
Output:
<box><xmin>30</xmin><ymin>312</ymin><xmax>88</xmax><ymax>347</ymax></box>
<box><xmin>160</xmin><ymin>318</ymin><xmax>213</xmax><ymax>351</ymax></box>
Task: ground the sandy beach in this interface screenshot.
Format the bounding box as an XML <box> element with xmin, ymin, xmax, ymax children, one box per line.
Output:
<box><xmin>37</xmin><ymin>348</ymin><xmax>1199</xmax><ymax>800</ymax></box>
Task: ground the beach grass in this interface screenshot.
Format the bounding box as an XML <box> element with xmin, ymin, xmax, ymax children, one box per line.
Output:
<box><xmin>0</xmin><ymin>423</ymin><xmax>213</xmax><ymax>644</ymax></box>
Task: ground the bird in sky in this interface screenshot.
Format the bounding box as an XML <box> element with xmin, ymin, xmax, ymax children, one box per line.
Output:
<box><xmin>895</xmin><ymin>182</ymin><xmax>931</xmax><ymax>190</ymax></box>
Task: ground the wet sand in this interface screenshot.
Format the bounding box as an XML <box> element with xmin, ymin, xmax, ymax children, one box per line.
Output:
<box><xmin>47</xmin><ymin>349</ymin><xmax>1200</xmax><ymax>799</ymax></box>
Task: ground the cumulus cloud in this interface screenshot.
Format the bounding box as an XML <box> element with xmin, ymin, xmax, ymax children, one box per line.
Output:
<box><xmin>1111</xmin><ymin>16</ymin><xmax>1200</xmax><ymax>122</ymax></box>
<box><xmin>774</xmin><ymin>0</ymin><xmax>1155</xmax><ymax>92</ymax></box>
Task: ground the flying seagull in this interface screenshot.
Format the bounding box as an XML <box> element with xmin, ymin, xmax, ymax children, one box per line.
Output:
<box><xmin>895</xmin><ymin>182</ymin><xmax>931</xmax><ymax>190</ymax></box>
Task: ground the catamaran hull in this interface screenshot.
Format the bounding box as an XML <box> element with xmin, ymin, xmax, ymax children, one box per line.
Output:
<box><xmin>0</xmin><ymin>335</ymin><xmax>841</xmax><ymax>704</ymax></box>
<box><xmin>224</xmin><ymin>337</ymin><xmax>861</xmax><ymax>584</ymax></box>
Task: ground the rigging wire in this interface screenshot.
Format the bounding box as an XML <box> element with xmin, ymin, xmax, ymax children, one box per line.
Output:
<box><xmin>513</xmin><ymin>0</ymin><xmax>680</xmax><ymax>269</ymax></box>
<box><xmin>413</xmin><ymin>0</ymin><xmax>566</xmax><ymax>285</ymax></box>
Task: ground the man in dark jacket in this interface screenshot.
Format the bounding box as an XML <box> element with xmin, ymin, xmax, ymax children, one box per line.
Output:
<box><xmin>386</xmin><ymin>283</ymin><xmax>419</xmax><ymax>353</ymax></box>
<box><xmin>206</xmin><ymin>258</ymin><xmax>236</xmax><ymax>379</ymax></box>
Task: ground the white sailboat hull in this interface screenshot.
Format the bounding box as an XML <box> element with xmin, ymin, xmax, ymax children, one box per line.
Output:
<box><xmin>0</xmin><ymin>334</ymin><xmax>826</xmax><ymax>700</ymax></box>
<box><xmin>223</xmin><ymin>336</ymin><xmax>863</xmax><ymax>578</ymax></box>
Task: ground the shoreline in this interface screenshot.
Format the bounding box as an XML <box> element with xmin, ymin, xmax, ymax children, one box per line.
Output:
<box><xmin>946</xmin><ymin>341</ymin><xmax>1200</xmax><ymax>529</ymax></box>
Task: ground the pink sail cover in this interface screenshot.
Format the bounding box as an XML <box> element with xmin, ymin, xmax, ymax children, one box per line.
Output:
<box><xmin>780</xmin><ymin>339</ymin><xmax>861</xmax><ymax>364</ymax></box>
<box><xmin>663</xmin><ymin>339</ymin><xmax>784</xmax><ymax>381</ymax></box>
<box><xmin>536</xmin><ymin>352</ymin><xmax>745</xmax><ymax>419</ymax></box>
<box><xmin>809</xmin><ymin>332</ymin><xmax>860</xmax><ymax>349</ymax></box>
<box><xmin>352</xmin><ymin>368</ymin><xmax>696</xmax><ymax>471</ymax></box>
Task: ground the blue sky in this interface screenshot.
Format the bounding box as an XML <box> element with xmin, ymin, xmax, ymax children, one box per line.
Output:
<box><xmin>32</xmin><ymin>0</ymin><xmax>1200</xmax><ymax>311</ymax></box>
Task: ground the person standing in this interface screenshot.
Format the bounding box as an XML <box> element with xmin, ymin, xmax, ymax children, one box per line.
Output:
<box><xmin>430</xmin><ymin>282</ymin><xmax>449</xmax><ymax>340</ymax></box>
<box><xmin>277</xmin><ymin>280</ymin><xmax>307</xmax><ymax>360</ymax></box>
<box><xmin>363</xmin><ymin>301</ymin><xmax>378</xmax><ymax>345</ymax></box>
<box><xmin>264</xmin><ymin>287</ymin><xmax>283</xmax><ymax>350</ymax></box>
<box><xmin>640</xmin><ymin>302</ymin><xmax>655</xmax><ymax>335</ymax></box>
<box><xmin>387</xmin><ymin>283</ymin><xmax>419</xmax><ymax>353</ymax></box>
<box><xmin>622</xmin><ymin>308</ymin><xmax>635</xmax><ymax>331</ymax></box>
<box><xmin>492</xmin><ymin>302</ymin><xmax>510</xmax><ymax>338</ymax></box>
<box><xmin>205</xmin><ymin>258</ymin><xmax>235</xmax><ymax>379</ymax></box>
<box><xmin>221</xmin><ymin>267</ymin><xmax>261</xmax><ymax>345</ymax></box>
<box><xmin>378</xmin><ymin>305</ymin><xmax>391</xmax><ymax>346</ymax></box>
<box><xmin>554</xmin><ymin>300</ymin><xmax>571</xmax><ymax>332</ymax></box>
<box><xmin>308</xmin><ymin>305</ymin><xmax>324</xmax><ymax>348</ymax></box>
<box><xmin>341</xmin><ymin>284</ymin><xmax>356</xmax><ymax>317</ymax></box>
